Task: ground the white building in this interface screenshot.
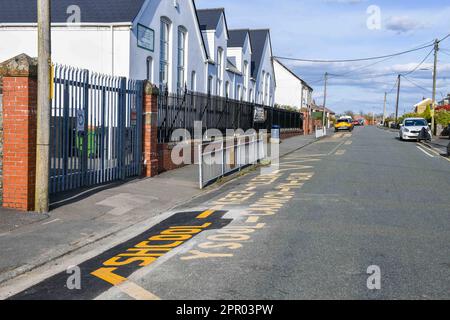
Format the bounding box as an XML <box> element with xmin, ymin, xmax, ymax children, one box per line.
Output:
<box><xmin>248</xmin><ymin>29</ymin><xmax>276</xmax><ymax>106</ymax></box>
<box><xmin>0</xmin><ymin>0</ymin><xmax>209</xmax><ymax>94</ymax></box>
<box><xmin>273</xmin><ymin>58</ymin><xmax>313</xmax><ymax>110</ymax></box>
<box><xmin>0</xmin><ymin>0</ymin><xmax>276</xmax><ymax>106</ymax></box>
<box><xmin>228</xmin><ymin>29</ymin><xmax>254</xmax><ymax>102</ymax></box>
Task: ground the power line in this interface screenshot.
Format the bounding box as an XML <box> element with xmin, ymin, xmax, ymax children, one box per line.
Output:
<box><xmin>387</xmin><ymin>77</ymin><xmax>399</xmax><ymax>94</ymax></box>
<box><xmin>401</xmin><ymin>75</ymin><xmax>432</xmax><ymax>93</ymax></box>
<box><xmin>439</xmin><ymin>33</ymin><xmax>450</xmax><ymax>43</ymax></box>
<box><xmin>274</xmin><ymin>42</ymin><xmax>434</xmax><ymax>63</ymax></box>
<box><xmin>274</xmin><ymin>35</ymin><xmax>450</xmax><ymax>64</ymax></box>
<box><xmin>402</xmin><ymin>47</ymin><xmax>434</xmax><ymax>76</ymax></box>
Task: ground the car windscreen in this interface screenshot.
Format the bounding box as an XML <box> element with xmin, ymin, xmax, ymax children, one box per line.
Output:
<box><xmin>404</xmin><ymin>119</ymin><xmax>427</xmax><ymax>127</ymax></box>
<box><xmin>337</xmin><ymin>119</ymin><xmax>350</xmax><ymax>123</ymax></box>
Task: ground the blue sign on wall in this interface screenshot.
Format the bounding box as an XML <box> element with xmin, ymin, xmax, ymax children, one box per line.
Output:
<box><xmin>137</xmin><ymin>24</ymin><xmax>155</xmax><ymax>52</ymax></box>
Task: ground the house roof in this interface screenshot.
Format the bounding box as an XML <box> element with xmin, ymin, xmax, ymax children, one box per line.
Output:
<box><xmin>0</xmin><ymin>0</ymin><xmax>146</xmax><ymax>23</ymax></box>
<box><xmin>228</xmin><ymin>29</ymin><xmax>250</xmax><ymax>48</ymax></box>
<box><xmin>226</xmin><ymin>59</ymin><xmax>241</xmax><ymax>75</ymax></box>
<box><xmin>249</xmin><ymin>29</ymin><xmax>271</xmax><ymax>78</ymax></box>
<box><xmin>312</xmin><ymin>105</ymin><xmax>335</xmax><ymax>114</ymax></box>
<box><xmin>273</xmin><ymin>58</ymin><xmax>313</xmax><ymax>91</ymax></box>
<box><xmin>414</xmin><ymin>98</ymin><xmax>432</xmax><ymax>108</ymax></box>
<box><xmin>197</xmin><ymin>8</ymin><xmax>228</xmax><ymax>32</ymax></box>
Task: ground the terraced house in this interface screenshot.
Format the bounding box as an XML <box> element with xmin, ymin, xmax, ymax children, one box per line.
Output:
<box><xmin>0</xmin><ymin>0</ymin><xmax>276</xmax><ymax>105</ymax></box>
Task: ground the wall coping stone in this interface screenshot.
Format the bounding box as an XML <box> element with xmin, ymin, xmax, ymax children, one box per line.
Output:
<box><xmin>0</xmin><ymin>54</ymin><xmax>38</xmax><ymax>78</ymax></box>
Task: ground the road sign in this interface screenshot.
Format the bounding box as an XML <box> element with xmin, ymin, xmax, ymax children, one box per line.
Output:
<box><xmin>77</xmin><ymin>109</ymin><xmax>85</xmax><ymax>133</ymax></box>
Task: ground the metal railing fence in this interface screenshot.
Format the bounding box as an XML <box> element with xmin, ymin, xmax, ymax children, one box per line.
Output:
<box><xmin>158</xmin><ymin>90</ymin><xmax>302</xmax><ymax>143</ymax></box>
<box><xmin>50</xmin><ymin>65</ymin><xmax>143</xmax><ymax>195</ymax></box>
<box><xmin>198</xmin><ymin>133</ymin><xmax>266</xmax><ymax>189</ymax></box>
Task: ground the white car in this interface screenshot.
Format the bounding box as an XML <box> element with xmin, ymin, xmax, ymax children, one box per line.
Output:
<box><xmin>399</xmin><ymin>118</ymin><xmax>432</xmax><ymax>141</ymax></box>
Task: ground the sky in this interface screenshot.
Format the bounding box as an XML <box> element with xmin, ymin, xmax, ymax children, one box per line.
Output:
<box><xmin>196</xmin><ymin>0</ymin><xmax>450</xmax><ymax>115</ymax></box>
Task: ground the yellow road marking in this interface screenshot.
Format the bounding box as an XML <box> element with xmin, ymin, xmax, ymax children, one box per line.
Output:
<box><xmin>416</xmin><ymin>146</ymin><xmax>434</xmax><ymax>158</ymax></box>
<box><xmin>418</xmin><ymin>143</ymin><xmax>441</xmax><ymax>156</ymax></box>
<box><xmin>196</xmin><ymin>210</ymin><xmax>215</xmax><ymax>219</ymax></box>
<box><xmin>246</xmin><ymin>216</ymin><xmax>260</xmax><ymax>223</ymax></box>
<box><xmin>335</xmin><ymin>150</ymin><xmax>346</xmax><ymax>155</ymax></box>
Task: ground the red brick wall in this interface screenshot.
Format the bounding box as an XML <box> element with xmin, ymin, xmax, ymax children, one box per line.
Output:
<box><xmin>142</xmin><ymin>83</ymin><xmax>159</xmax><ymax>177</ymax></box>
<box><xmin>158</xmin><ymin>142</ymin><xmax>196</xmax><ymax>173</ymax></box>
<box><xmin>281</xmin><ymin>129</ymin><xmax>304</xmax><ymax>140</ymax></box>
<box><xmin>2</xmin><ymin>76</ymin><xmax>37</xmax><ymax>210</ymax></box>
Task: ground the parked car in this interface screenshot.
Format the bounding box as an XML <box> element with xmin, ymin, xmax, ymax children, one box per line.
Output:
<box><xmin>399</xmin><ymin>118</ymin><xmax>432</xmax><ymax>141</ymax></box>
<box><xmin>352</xmin><ymin>120</ymin><xmax>360</xmax><ymax>126</ymax></box>
<box><xmin>335</xmin><ymin>119</ymin><xmax>354</xmax><ymax>132</ymax></box>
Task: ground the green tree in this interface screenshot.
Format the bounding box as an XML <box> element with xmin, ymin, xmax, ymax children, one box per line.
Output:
<box><xmin>435</xmin><ymin>110</ymin><xmax>450</xmax><ymax>126</ymax></box>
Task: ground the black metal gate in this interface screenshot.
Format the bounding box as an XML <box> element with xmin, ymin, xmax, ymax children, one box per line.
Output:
<box><xmin>50</xmin><ymin>65</ymin><xmax>143</xmax><ymax>194</ymax></box>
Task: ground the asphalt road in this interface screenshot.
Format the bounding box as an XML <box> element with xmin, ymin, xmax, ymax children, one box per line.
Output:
<box><xmin>9</xmin><ymin>126</ymin><xmax>450</xmax><ymax>300</ymax></box>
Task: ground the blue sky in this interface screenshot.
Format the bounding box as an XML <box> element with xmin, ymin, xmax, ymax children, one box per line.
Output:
<box><xmin>196</xmin><ymin>0</ymin><xmax>450</xmax><ymax>115</ymax></box>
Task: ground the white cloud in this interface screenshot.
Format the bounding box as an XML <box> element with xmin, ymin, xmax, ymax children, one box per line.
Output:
<box><xmin>385</xmin><ymin>16</ymin><xmax>427</xmax><ymax>33</ymax></box>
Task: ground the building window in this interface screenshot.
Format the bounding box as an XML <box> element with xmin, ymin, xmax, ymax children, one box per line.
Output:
<box><xmin>243</xmin><ymin>60</ymin><xmax>248</xmax><ymax>100</ymax></box>
<box><xmin>237</xmin><ymin>85</ymin><xmax>242</xmax><ymax>101</ymax></box>
<box><xmin>177</xmin><ymin>27</ymin><xmax>187</xmax><ymax>93</ymax></box>
<box><xmin>207</xmin><ymin>76</ymin><xmax>213</xmax><ymax>96</ymax></box>
<box><xmin>217</xmin><ymin>47</ymin><xmax>223</xmax><ymax>96</ymax></box>
<box><xmin>159</xmin><ymin>19</ymin><xmax>170</xmax><ymax>89</ymax></box>
<box><xmin>225</xmin><ymin>81</ymin><xmax>230</xmax><ymax>98</ymax></box>
<box><xmin>249</xmin><ymin>89</ymin><xmax>253</xmax><ymax>103</ymax></box>
<box><xmin>146</xmin><ymin>56</ymin><xmax>153</xmax><ymax>82</ymax></box>
<box><xmin>191</xmin><ymin>71</ymin><xmax>196</xmax><ymax>92</ymax></box>
<box><xmin>261</xmin><ymin>71</ymin><xmax>266</xmax><ymax>104</ymax></box>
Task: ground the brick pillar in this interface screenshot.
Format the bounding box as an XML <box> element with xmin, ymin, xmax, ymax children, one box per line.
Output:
<box><xmin>0</xmin><ymin>54</ymin><xmax>38</xmax><ymax>211</ymax></box>
<box><xmin>303</xmin><ymin>112</ymin><xmax>310</xmax><ymax>135</ymax></box>
<box><xmin>142</xmin><ymin>82</ymin><xmax>159</xmax><ymax>177</ymax></box>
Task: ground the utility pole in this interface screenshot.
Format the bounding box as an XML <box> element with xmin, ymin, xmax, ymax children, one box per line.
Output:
<box><xmin>35</xmin><ymin>0</ymin><xmax>52</xmax><ymax>213</ymax></box>
<box><xmin>322</xmin><ymin>72</ymin><xmax>328</xmax><ymax>132</ymax></box>
<box><xmin>431</xmin><ymin>38</ymin><xmax>439</xmax><ymax>134</ymax></box>
<box><xmin>382</xmin><ymin>92</ymin><xmax>387</xmax><ymax>125</ymax></box>
<box><xmin>395</xmin><ymin>74</ymin><xmax>401</xmax><ymax>124</ymax></box>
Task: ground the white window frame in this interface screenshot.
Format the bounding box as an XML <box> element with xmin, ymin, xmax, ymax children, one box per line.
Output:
<box><xmin>159</xmin><ymin>18</ymin><xmax>171</xmax><ymax>89</ymax></box>
<box><xmin>217</xmin><ymin>47</ymin><xmax>224</xmax><ymax>96</ymax></box>
<box><xmin>177</xmin><ymin>27</ymin><xmax>187</xmax><ymax>93</ymax></box>
<box><xmin>146</xmin><ymin>56</ymin><xmax>153</xmax><ymax>82</ymax></box>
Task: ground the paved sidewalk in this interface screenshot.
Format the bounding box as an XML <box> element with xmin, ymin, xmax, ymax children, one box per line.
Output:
<box><xmin>0</xmin><ymin>132</ymin><xmax>321</xmax><ymax>285</ymax></box>
<box><xmin>422</xmin><ymin>136</ymin><xmax>449</xmax><ymax>156</ymax></box>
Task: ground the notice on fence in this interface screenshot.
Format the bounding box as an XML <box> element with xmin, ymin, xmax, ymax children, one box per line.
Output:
<box><xmin>77</xmin><ymin>110</ymin><xmax>85</xmax><ymax>133</ymax></box>
<box><xmin>254</xmin><ymin>106</ymin><xmax>266</xmax><ymax>123</ymax></box>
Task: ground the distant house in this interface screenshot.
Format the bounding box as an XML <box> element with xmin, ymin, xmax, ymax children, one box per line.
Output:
<box><xmin>438</xmin><ymin>94</ymin><xmax>450</xmax><ymax>106</ymax></box>
<box><xmin>414</xmin><ymin>98</ymin><xmax>432</xmax><ymax>114</ymax></box>
<box><xmin>311</xmin><ymin>104</ymin><xmax>335</xmax><ymax>129</ymax></box>
<box><xmin>273</xmin><ymin>58</ymin><xmax>313</xmax><ymax>110</ymax></box>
